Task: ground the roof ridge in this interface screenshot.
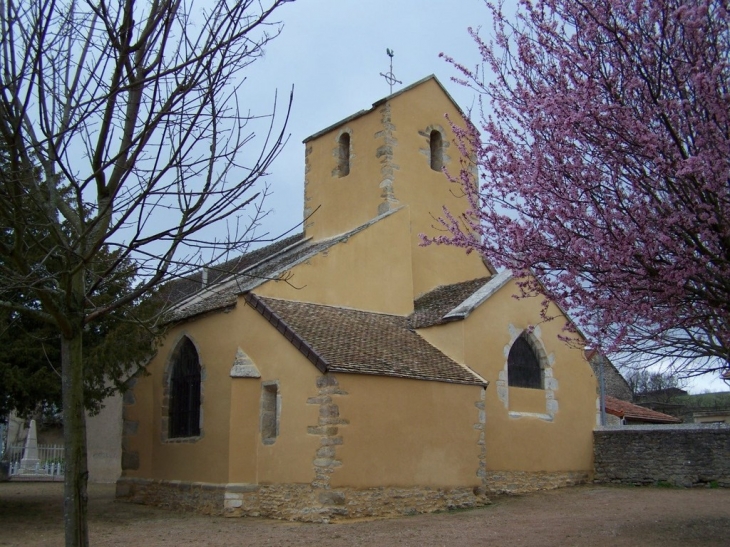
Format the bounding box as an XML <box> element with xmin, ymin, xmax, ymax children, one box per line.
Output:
<box><xmin>256</xmin><ymin>295</ymin><xmax>409</xmax><ymax>320</ymax></box>
<box><xmin>245</xmin><ymin>293</ymin><xmax>329</xmax><ymax>374</ymax></box>
<box><xmin>409</xmin><ymin>275</ymin><xmax>494</xmax><ymax>329</ymax></box>
<box><xmin>233</xmin><ymin>236</ymin><xmax>312</xmax><ymax>279</ymax></box>
<box><xmin>166</xmin><ymin>235</ymin><xmax>334</xmax><ymax>317</ymax></box>
<box><xmin>167</xmin><ymin>208</ymin><xmax>404</xmax><ymax>322</ymax></box>
<box><xmin>303</xmin><ymin>75</ymin><xmax>463</xmax><ymax>143</ymax></box>
<box><xmin>443</xmin><ymin>270</ymin><xmax>512</xmax><ymax>322</ymax></box>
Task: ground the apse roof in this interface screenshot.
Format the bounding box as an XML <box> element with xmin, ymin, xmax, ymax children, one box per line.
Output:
<box><xmin>246</xmin><ymin>293</ymin><xmax>487</xmax><ymax>387</ymax></box>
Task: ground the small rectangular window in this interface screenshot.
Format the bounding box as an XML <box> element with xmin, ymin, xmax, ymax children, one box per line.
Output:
<box><xmin>338</xmin><ymin>133</ymin><xmax>350</xmax><ymax>177</ymax></box>
<box><xmin>260</xmin><ymin>382</ymin><xmax>279</xmax><ymax>443</ymax></box>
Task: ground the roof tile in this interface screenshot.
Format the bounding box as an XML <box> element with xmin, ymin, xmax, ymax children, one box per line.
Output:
<box><xmin>604</xmin><ymin>395</ymin><xmax>682</xmax><ymax>424</ymax></box>
<box><xmin>249</xmin><ymin>295</ymin><xmax>486</xmax><ymax>386</ymax></box>
<box><xmin>409</xmin><ymin>277</ymin><xmax>491</xmax><ymax>329</ymax></box>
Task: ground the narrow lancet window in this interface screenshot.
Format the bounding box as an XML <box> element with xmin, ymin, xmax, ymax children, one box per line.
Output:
<box><xmin>169</xmin><ymin>337</ymin><xmax>202</xmax><ymax>438</ymax></box>
<box><xmin>430</xmin><ymin>130</ymin><xmax>443</xmax><ymax>171</ymax></box>
<box><xmin>338</xmin><ymin>133</ymin><xmax>350</xmax><ymax>177</ymax></box>
<box><xmin>507</xmin><ymin>333</ymin><xmax>543</xmax><ymax>389</ymax></box>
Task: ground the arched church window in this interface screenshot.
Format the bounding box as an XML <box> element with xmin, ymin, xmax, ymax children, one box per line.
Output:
<box><xmin>338</xmin><ymin>132</ymin><xmax>350</xmax><ymax>177</ymax></box>
<box><xmin>169</xmin><ymin>337</ymin><xmax>201</xmax><ymax>438</ymax></box>
<box><xmin>507</xmin><ymin>333</ymin><xmax>543</xmax><ymax>389</ymax></box>
<box><xmin>430</xmin><ymin>130</ymin><xmax>443</xmax><ymax>171</ymax></box>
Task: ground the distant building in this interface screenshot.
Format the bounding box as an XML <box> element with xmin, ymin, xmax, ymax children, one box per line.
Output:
<box><xmin>586</xmin><ymin>351</ymin><xmax>633</xmax><ymax>402</ymax></box>
<box><xmin>603</xmin><ymin>396</ymin><xmax>681</xmax><ymax>425</ymax></box>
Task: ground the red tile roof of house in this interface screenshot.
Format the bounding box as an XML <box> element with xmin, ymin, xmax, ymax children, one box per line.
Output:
<box><xmin>604</xmin><ymin>395</ymin><xmax>681</xmax><ymax>424</ymax></box>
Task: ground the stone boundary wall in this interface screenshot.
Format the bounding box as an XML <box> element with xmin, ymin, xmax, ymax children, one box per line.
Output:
<box><xmin>594</xmin><ymin>424</ymin><xmax>730</xmax><ymax>487</ymax></box>
<box><xmin>115</xmin><ymin>477</ymin><xmax>489</xmax><ymax>523</ymax></box>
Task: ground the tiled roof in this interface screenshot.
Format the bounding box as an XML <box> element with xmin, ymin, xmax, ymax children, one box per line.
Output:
<box><xmin>163</xmin><ymin>233</ymin><xmax>312</xmax><ymax>321</ymax></box>
<box><xmin>409</xmin><ymin>277</ymin><xmax>491</xmax><ymax>329</ymax></box>
<box><xmin>604</xmin><ymin>395</ymin><xmax>682</xmax><ymax>424</ymax></box>
<box><xmin>247</xmin><ymin>294</ymin><xmax>487</xmax><ymax>387</ymax></box>
<box><xmin>163</xmin><ymin>233</ymin><xmax>305</xmax><ymax>304</ymax></box>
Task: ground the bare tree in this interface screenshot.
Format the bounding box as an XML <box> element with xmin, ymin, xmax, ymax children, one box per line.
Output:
<box><xmin>0</xmin><ymin>1</ymin><xmax>293</xmax><ymax>545</ymax></box>
<box><xmin>624</xmin><ymin>369</ymin><xmax>686</xmax><ymax>399</ymax></box>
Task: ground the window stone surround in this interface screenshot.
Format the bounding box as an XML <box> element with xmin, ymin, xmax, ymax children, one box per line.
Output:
<box><xmin>260</xmin><ymin>380</ymin><xmax>281</xmax><ymax>445</ymax></box>
<box><xmin>418</xmin><ymin>124</ymin><xmax>451</xmax><ymax>169</ymax></box>
<box><xmin>497</xmin><ymin>324</ymin><xmax>558</xmax><ymax>421</ymax></box>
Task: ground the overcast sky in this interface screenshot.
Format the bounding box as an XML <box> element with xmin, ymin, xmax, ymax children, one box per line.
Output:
<box><xmin>228</xmin><ymin>0</ymin><xmax>726</xmax><ymax>394</ymax></box>
<box><xmin>239</xmin><ymin>0</ymin><xmax>487</xmax><ymax>239</ymax></box>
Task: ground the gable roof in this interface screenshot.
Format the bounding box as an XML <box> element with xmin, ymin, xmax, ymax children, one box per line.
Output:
<box><xmin>410</xmin><ymin>270</ymin><xmax>513</xmax><ymax>329</ymax></box>
<box><xmin>246</xmin><ymin>293</ymin><xmax>487</xmax><ymax>387</ymax></box>
<box><xmin>604</xmin><ymin>395</ymin><xmax>682</xmax><ymax>424</ymax></box>
<box><xmin>303</xmin><ymin>75</ymin><xmax>464</xmax><ymax>143</ymax></box>
<box><xmin>165</xmin><ymin>210</ymin><xmax>401</xmax><ymax>322</ymax></box>
<box><xmin>410</xmin><ymin>277</ymin><xmax>491</xmax><ymax>329</ymax></box>
<box><xmin>163</xmin><ymin>233</ymin><xmax>305</xmax><ymax>305</ymax></box>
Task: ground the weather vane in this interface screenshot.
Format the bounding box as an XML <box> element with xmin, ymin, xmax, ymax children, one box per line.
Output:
<box><xmin>380</xmin><ymin>48</ymin><xmax>402</xmax><ymax>95</ymax></box>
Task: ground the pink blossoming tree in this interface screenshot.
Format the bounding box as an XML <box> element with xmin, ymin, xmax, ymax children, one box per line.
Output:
<box><xmin>431</xmin><ymin>0</ymin><xmax>729</xmax><ymax>377</ymax></box>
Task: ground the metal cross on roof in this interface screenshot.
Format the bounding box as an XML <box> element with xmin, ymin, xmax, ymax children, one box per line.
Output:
<box><xmin>379</xmin><ymin>48</ymin><xmax>402</xmax><ymax>95</ymax></box>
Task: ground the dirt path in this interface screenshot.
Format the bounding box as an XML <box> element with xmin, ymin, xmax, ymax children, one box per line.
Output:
<box><xmin>1</xmin><ymin>482</ymin><xmax>729</xmax><ymax>546</ymax></box>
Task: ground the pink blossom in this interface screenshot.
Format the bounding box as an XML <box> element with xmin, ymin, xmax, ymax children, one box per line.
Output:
<box><xmin>428</xmin><ymin>0</ymin><xmax>730</xmax><ymax>378</ymax></box>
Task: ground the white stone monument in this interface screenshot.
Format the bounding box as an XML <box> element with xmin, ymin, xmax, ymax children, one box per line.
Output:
<box><xmin>19</xmin><ymin>419</ymin><xmax>40</xmax><ymax>474</ymax></box>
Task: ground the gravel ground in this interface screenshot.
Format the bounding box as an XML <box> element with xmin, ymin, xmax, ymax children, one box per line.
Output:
<box><xmin>1</xmin><ymin>482</ymin><xmax>729</xmax><ymax>546</ymax></box>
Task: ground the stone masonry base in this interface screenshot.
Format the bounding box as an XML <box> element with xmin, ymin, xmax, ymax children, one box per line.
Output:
<box><xmin>115</xmin><ymin>477</ymin><xmax>490</xmax><ymax>522</ymax></box>
<box><xmin>484</xmin><ymin>471</ymin><xmax>590</xmax><ymax>494</ymax></box>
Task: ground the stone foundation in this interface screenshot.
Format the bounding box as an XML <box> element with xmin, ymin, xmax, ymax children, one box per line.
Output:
<box><xmin>116</xmin><ymin>477</ymin><xmax>489</xmax><ymax>522</ymax></box>
<box><xmin>484</xmin><ymin>470</ymin><xmax>590</xmax><ymax>494</ymax></box>
<box><xmin>116</xmin><ymin>478</ymin><xmax>226</xmax><ymax>515</ymax></box>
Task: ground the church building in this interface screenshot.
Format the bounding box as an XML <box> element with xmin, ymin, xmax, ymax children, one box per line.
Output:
<box><xmin>116</xmin><ymin>76</ymin><xmax>599</xmax><ymax>521</ymax></box>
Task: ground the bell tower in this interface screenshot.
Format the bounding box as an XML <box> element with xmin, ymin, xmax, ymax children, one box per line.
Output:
<box><xmin>301</xmin><ymin>76</ymin><xmax>487</xmax><ymax>296</ymax></box>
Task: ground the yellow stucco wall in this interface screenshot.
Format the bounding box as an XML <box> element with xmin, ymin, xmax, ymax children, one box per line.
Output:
<box><xmin>417</xmin><ymin>319</ymin><xmax>466</xmax><ymax>366</ymax></box>
<box><xmin>303</xmin><ymin>106</ymin><xmax>384</xmax><ymax>242</ymax></box>
<box><xmin>227</xmin><ymin>375</ymin><xmax>259</xmax><ymax>484</ymax></box>
<box><xmin>386</xmin><ymin>79</ymin><xmax>486</xmax><ymax>296</ymax></box>
<box><xmin>233</xmin><ymin>302</ymin><xmax>321</xmax><ymax>485</ymax></box>
<box><xmin>123</xmin><ymin>300</ymin><xmax>322</xmax><ymax>486</ymax></box>
<box><xmin>254</xmin><ymin>208</ymin><xmax>414</xmax><ymax>316</ymax></box>
<box><xmin>457</xmin><ymin>278</ymin><xmax>597</xmax><ymax>473</ymax></box>
<box><xmin>146</xmin><ymin>314</ymin><xmax>236</xmax><ymax>484</ymax></box>
<box><xmin>331</xmin><ymin>374</ymin><xmax>484</xmax><ymax>489</ymax></box>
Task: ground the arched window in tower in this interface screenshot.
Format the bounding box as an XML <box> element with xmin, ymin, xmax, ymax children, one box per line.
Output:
<box><xmin>338</xmin><ymin>132</ymin><xmax>350</xmax><ymax>177</ymax></box>
<box><xmin>507</xmin><ymin>333</ymin><xmax>543</xmax><ymax>389</ymax></box>
<box><xmin>169</xmin><ymin>337</ymin><xmax>201</xmax><ymax>438</ymax></box>
<box><xmin>430</xmin><ymin>130</ymin><xmax>443</xmax><ymax>171</ymax></box>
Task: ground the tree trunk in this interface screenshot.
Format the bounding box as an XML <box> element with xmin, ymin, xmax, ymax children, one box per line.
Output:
<box><xmin>61</xmin><ymin>326</ymin><xmax>89</xmax><ymax>547</ymax></box>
